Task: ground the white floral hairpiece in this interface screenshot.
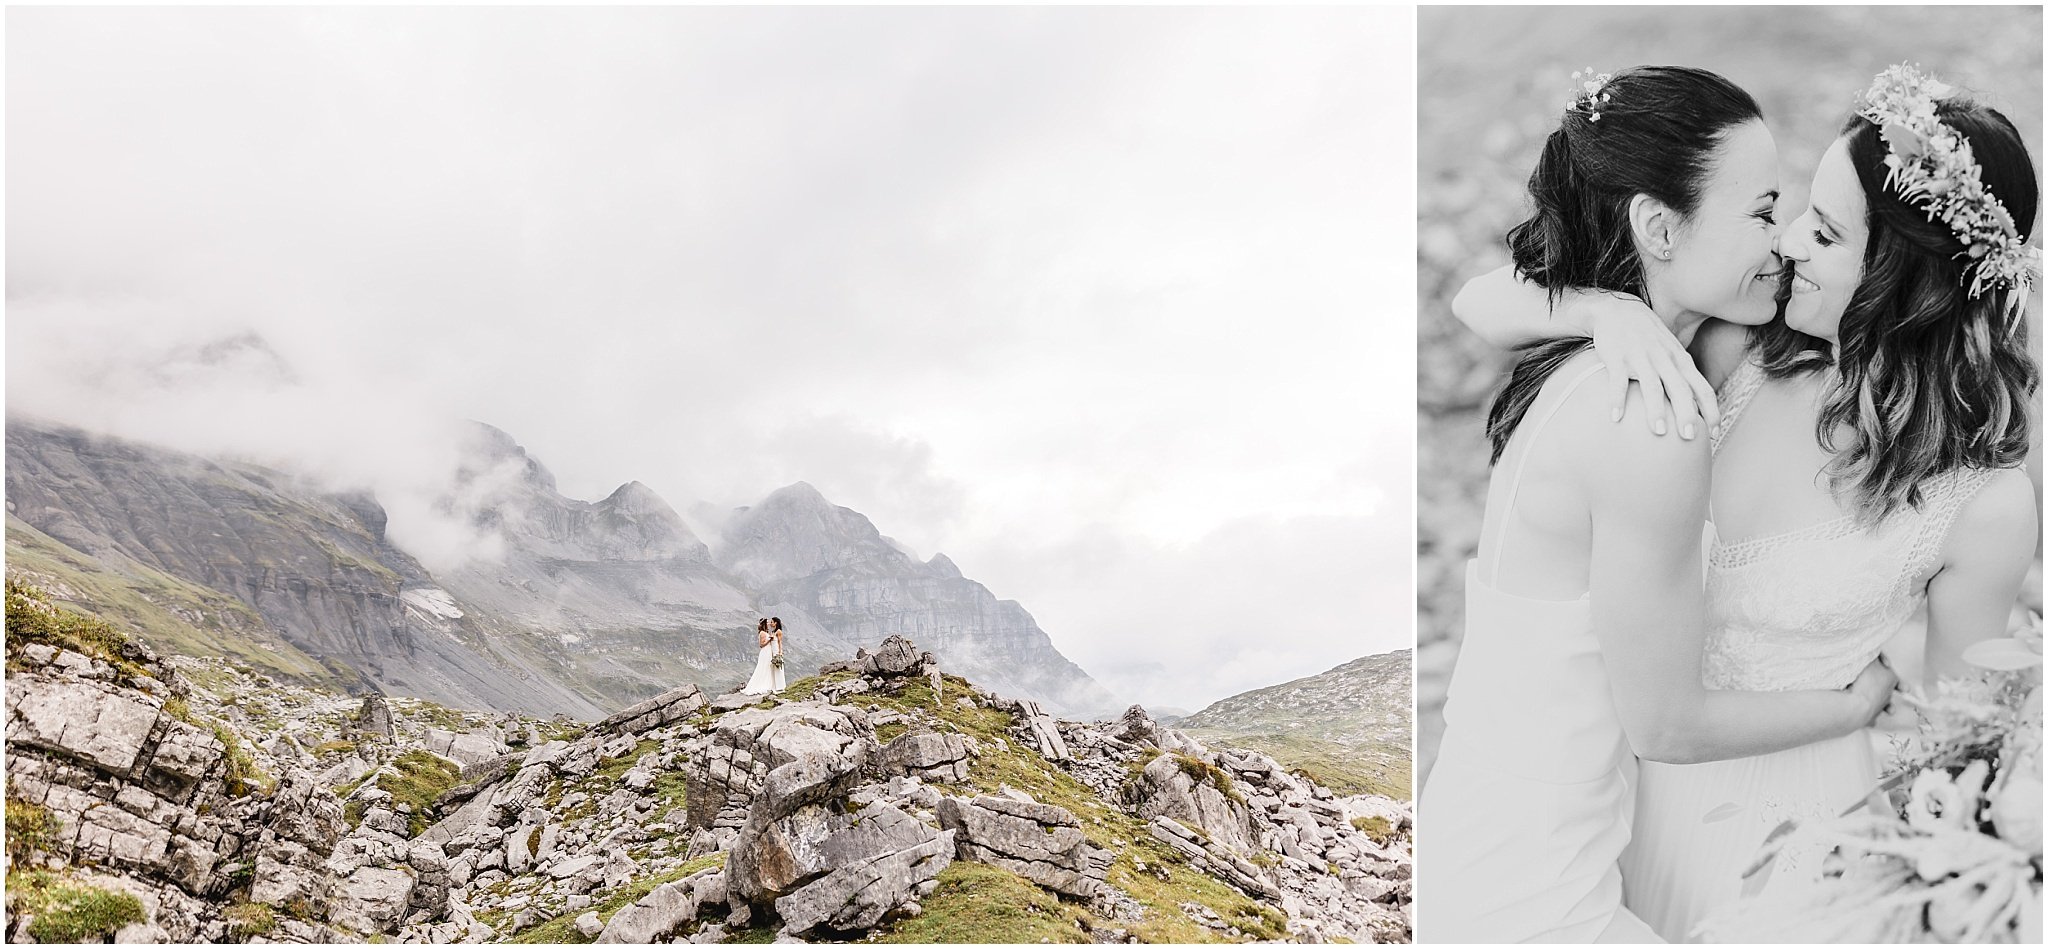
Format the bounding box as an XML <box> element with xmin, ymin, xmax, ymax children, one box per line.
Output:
<box><xmin>1567</xmin><ymin>67</ymin><xmax>1614</xmax><ymax>123</ymax></box>
<box><xmin>1858</xmin><ymin>63</ymin><xmax>2039</xmax><ymax>325</ymax></box>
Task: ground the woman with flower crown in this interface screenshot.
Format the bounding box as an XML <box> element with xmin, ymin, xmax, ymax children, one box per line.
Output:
<box><xmin>1452</xmin><ymin>64</ymin><xmax>2039</xmax><ymax>941</ymax></box>
<box><xmin>1420</xmin><ymin>65</ymin><xmax>1900</xmax><ymax>943</ymax></box>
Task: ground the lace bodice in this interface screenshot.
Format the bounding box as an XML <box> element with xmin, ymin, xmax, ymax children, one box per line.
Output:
<box><xmin>1700</xmin><ymin>359</ymin><xmax>1992</xmax><ymax>691</ymax></box>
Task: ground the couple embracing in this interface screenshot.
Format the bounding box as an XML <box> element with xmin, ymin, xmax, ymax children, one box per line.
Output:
<box><xmin>1423</xmin><ymin>64</ymin><xmax>2037</xmax><ymax>942</ymax></box>
<box><xmin>742</xmin><ymin>617</ymin><xmax>787</xmax><ymax>696</ymax></box>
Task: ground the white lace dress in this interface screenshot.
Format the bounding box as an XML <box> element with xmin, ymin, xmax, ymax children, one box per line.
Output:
<box><xmin>1618</xmin><ymin>359</ymin><xmax>1993</xmax><ymax>942</ymax></box>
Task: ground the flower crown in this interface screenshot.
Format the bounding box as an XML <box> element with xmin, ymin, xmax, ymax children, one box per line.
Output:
<box><xmin>1857</xmin><ymin>63</ymin><xmax>2038</xmax><ymax>322</ymax></box>
<box><xmin>1566</xmin><ymin>67</ymin><xmax>1614</xmax><ymax>123</ymax></box>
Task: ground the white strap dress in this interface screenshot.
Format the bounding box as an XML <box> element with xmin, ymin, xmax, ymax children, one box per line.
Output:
<box><xmin>1423</xmin><ymin>358</ymin><xmax>1660</xmax><ymax>943</ymax></box>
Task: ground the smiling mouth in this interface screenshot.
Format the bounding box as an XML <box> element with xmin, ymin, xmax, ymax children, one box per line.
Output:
<box><xmin>1769</xmin><ymin>267</ymin><xmax>1793</xmax><ymax>306</ymax></box>
<box><xmin>1788</xmin><ymin>271</ymin><xmax>1820</xmax><ymax>294</ymax></box>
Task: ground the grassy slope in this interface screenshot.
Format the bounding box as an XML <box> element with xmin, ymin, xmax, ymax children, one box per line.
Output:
<box><xmin>5</xmin><ymin>517</ymin><xmax>356</xmax><ymax>689</ymax></box>
<box><xmin>1186</xmin><ymin>730</ymin><xmax>1411</xmax><ymax>802</ymax></box>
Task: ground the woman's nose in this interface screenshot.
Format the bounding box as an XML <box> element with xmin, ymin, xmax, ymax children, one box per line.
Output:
<box><xmin>1777</xmin><ymin>228</ymin><xmax>1807</xmax><ymax>263</ymax></box>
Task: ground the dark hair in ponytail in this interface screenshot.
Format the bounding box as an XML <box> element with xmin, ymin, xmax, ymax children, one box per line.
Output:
<box><xmin>1751</xmin><ymin>98</ymin><xmax>2038</xmax><ymax>519</ymax></box>
<box><xmin>1486</xmin><ymin>66</ymin><xmax>1765</xmax><ymax>464</ymax></box>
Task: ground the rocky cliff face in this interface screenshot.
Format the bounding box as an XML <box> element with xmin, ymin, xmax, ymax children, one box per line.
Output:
<box><xmin>4</xmin><ymin>589</ymin><xmax>1413</xmax><ymax>944</ymax></box>
<box><xmin>1179</xmin><ymin>651</ymin><xmax>1413</xmax><ymax>801</ymax></box>
<box><xmin>4</xmin><ymin>422</ymin><xmax>603</xmax><ymax>718</ymax></box>
<box><xmin>4</xmin><ymin>418</ymin><xmax>1117</xmax><ymax>721</ymax></box>
<box><xmin>716</xmin><ymin>483</ymin><xmax>1122</xmax><ymax>720</ymax></box>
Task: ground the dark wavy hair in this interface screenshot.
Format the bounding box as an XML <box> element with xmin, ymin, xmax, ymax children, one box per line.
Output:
<box><xmin>1749</xmin><ymin>97</ymin><xmax>2038</xmax><ymax>520</ymax></box>
<box><xmin>1487</xmin><ymin>66</ymin><xmax>1765</xmax><ymax>464</ymax></box>
<box><xmin>757</xmin><ymin>618</ymin><xmax>770</xmax><ymax>633</ymax></box>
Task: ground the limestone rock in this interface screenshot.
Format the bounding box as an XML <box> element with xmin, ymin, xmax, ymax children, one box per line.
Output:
<box><xmin>329</xmin><ymin>865</ymin><xmax>417</xmax><ymax>935</ymax></box>
<box><xmin>595</xmin><ymin>868</ymin><xmax>724</xmax><ymax>943</ymax></box>
<box><xmin>775</xmin><ymin>824</ymin><xmax>953</xmax><ymax>934</ymax></box>
<box><xmin>597</xmin><ymin>683</ymin><xmax>707</xmax><ymax>735</ymax></box>
<box><xmin>6</xmin><ymin>674</ymin><xmax>162</xmax><ymax>773</ymax></box>
<box><xmin>936</xmin><ymin>796</ymin><xmax>1108</xmax><ymax>899</ymax></box>
<box><xmin>879</xmin><ymin>732</ymin><xmax>969</xmax><ymax>783</ymax></box>
<box><xmin>424</xmin><ymin>728</ymin><xmax>501</xmax><ymax>767</ymax></box>
<box><xmin>355</xmin><ymin>695</ymin><xmax>396</xmax><ymax>741</ymax></box>
<box><xmin>1129</xmin><ymin>752</ymin><xmax>1254</xmax><ymax>855</ymax></box>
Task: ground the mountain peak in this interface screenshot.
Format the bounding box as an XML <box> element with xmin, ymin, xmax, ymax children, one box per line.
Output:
<box><xmin>600</xmin><ymin>480</ymin><xmax>669</xmax><ymax>514</ymax></box>
<box><xmin>458</xmin><ymin>420</ymin><xmax>558</xmax><ymax>494</ymax></box>
<box><xmin>765</xmin><ymin>481</ymin><xmax>830</xmax><ymax>508</ymax></box>
<box><xmin>927</xmin><ymin>553</ymin><xmax>962</xmax><ymax>579</ymax></box>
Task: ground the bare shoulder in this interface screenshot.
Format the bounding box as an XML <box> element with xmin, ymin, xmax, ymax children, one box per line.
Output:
<box><xmin>1948</xmin><ymin>468</ymin><xmax>2039</xmax><ymax>563</ymax></box>
<box><xmin>1533</xmin><ymin>353</ymin><xmax>1710</xmax><ymax>514</ymax></box>
<box><xmin>1543</xmin><ymin>355</ymin><xmax>1709</xmax><ymax>476</ymax></box>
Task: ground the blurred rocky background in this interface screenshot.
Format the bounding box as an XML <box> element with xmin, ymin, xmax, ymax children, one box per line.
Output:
<box><xmin>1418</xmin><ymin>6</ymin><xmax>2043</xmax><ymax>787</ymax></box>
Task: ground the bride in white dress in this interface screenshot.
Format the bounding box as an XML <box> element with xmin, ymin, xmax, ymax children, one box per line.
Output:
<box><xmin>1423</xmin><ymin>65</ymin><xmax>1897</xmax><ymax>944</ymax></box>
<box><xmin>1454</xmin><ymin>66</ymin><xmax>2039</xmax><ymax>942</ymax></box>
<box><xmin>742</xmin><ymin>617</ymin><xmax>785</xmax><ymax>695</ymax></box>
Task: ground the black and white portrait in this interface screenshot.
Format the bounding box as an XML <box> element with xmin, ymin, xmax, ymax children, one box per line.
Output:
<box><xmin>1417</xmin><ymin>6</ymin><xmax>2043</xmax><ymax>944</ymax></box>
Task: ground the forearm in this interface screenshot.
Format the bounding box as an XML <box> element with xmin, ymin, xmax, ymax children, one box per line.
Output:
<box><xmin>1648</xmin><ymin>687</ymin><xmax>1864</xmax><ymax>765</ymax></box>
<box><xmin>1450</xmin><ymin>265</ymin><xmax>1595</xmax><ymax>348</ymax></box>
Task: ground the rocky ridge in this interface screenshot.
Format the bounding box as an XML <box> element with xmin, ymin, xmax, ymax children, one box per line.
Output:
<box><xmin>1180</xmin><ymin>651</ymin><xmax>1413</xmax><ymax>801</ymax></box>
<box><xmin>5</xmin><ymin>582</ymin><xmax>1411</xmax><ymax>944</ymax></box>
<box><xmin>5</xmin><ymin>418</ymin><xmax>1119</xmax><ymax>721</ymax></box>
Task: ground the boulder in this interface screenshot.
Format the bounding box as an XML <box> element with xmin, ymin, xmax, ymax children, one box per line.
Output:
<box><xmin>598</xmin><ymin>683</ymin><xmax>708</xmax><ymax>735</ymax></box>
<box><xmin>857</xmin><ymin>636</ymin><xmax>922</xmax><ymax>677</ymax></box>
<box><xmin>596</xmin><ymin>868</ymin><xmax>724</xmax><ymax>943</ymax></box>
<box><xmin>1129</xmin><ymin>753</ymin><xmax>1253</xmax><ymax>855</ymax></box>
<box><xmin>328</xmin><ymin>865</ymin><xmax>416</xmax><ymax>935</ymax></box>
<box><xmin>937</xmin><ymin>796</ymin><xmax>1109</xmax><ymax>899</ymax></box>
<box><xmin>354</xmin><ymin>695</ymin><xmax>396</xmax><ymax>741</ymax></box>
<box><xmin>424</xmin><ymin>729</ymin><xmax>502</xmax><ymax>767</ymax></box>
<box><xmin>879</xmin><ymin>732</ymin><xmax>969</xmax><ymax>783</ymax></box>
<box><xmin>6</xmin><ymin>675</ymin><xmax>161</xmax><ymax>774</ymax></box>
<box><xmin>775</xmin><ymin>822</ymin><xmax>953</xmax><ymax>934</ymax></box>
<box><xmin>1013</xmin><ymin>699</ymin><xmax>1070</xmax><ymax>762</ymax></box>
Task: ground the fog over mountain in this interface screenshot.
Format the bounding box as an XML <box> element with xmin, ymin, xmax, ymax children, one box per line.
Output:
<box><xmin>6</xmin><ymin>417</ymin><xmax>1122</xmax><ymax>718</ymax></box>
<box><xmin>6</xmin><ymin>6</ymin><xmax>1414</xmax><ymax>712</ymax></box>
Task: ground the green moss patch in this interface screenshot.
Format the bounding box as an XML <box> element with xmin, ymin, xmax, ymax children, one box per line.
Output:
<box><xmin>225</xmin><ymin>902</ymin><xmax>276</xmax><ymax>940</ymax></box>
<box><xmin>366</xmin><ymin>750</ymin><xmax>463</xmax><ymax>837</ymax></box>
<box><xmin>7</xmin><ymin>870</ymin><xmax>147</xmax><ymax>943</ymax></box>
<box><xmin>4</xmin><ymin>578</ymin><xmax>142</xmax><ymax>679</ymax></box>
<box><xmin>777</xmin><ymin>669</ymin><xmax>859</xmax><ymax>703</ymax></box>
<box><xmin>871</xmin><ymin>862</ymin><xmax>1090</xmax><ymax>943</ymax></box>
<box><xmin>1351</xmin><ymin>815</ymin><xmax>1395</xmax><ymax>846</ymax></box>
<box><xmin>6</xmin><ymin>797</ymin><xmax>58</xmax><ymax>867</ymax></box>
<box><xmin>1171</xmin><ymin>753</ymin><xmax>1244</xmax><ymax>805</ymax></box>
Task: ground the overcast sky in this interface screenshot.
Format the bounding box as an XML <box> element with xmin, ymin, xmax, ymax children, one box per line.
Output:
<box><xmin>7</xmin><ymin>7</ymin><xmax>1415</xmax><ymax>712</ymax></box>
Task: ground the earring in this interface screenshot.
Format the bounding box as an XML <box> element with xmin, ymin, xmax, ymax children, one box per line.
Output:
<box><xmin>1659</xmin><ymin>249</ymin><xmax>1672</xmax><ymax>260</ymax></box>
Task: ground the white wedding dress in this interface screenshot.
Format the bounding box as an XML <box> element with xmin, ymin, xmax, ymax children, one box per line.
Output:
<box><xmin>742</xmin><ymin>637</ymin><xmax>784</xmax><ymax>695</ymax></box>
<box><xmin>1422</xmin><ymin>359</ymin><xmax>1660</xmax><ymax>943</ymax></box>
<box><xmin>1620</xmin><ymin>359</ymin><xmax>1995</xmax><ymax>942</ymax></box>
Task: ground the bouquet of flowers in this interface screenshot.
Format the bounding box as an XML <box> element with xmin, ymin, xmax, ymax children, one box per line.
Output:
<box><xmin>772</xmin><ymin>653</ymin><xmax>785</xmax><ymax>669</ymax></box>
<box><xmin>1698</xmin><ymin>616</ymin><xmax>2043</xmax><ymax>943</ymax></box>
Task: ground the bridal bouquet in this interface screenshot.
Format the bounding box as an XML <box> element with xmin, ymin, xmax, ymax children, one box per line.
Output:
<box><xmin>1700</xmin><ymin>617</ymin><xmax>2043</xmax><ymax>943</ymax></box>
<box><xmin>772</xmin><ymin>654</ymin><xmax>785</xmax><ymax>670</ymax></box>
